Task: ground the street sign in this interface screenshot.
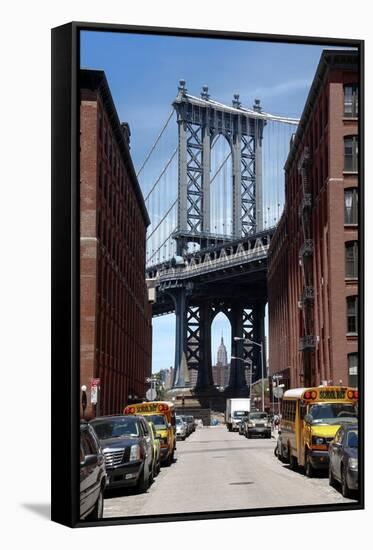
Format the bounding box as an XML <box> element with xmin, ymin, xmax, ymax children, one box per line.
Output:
<box><xmin>273</xmin><ymin>386</ymin><xmax>284</xmax><ymax>398</ymax></box>
<box><xmin>90</xmin><ymin>378</ymin><xmax>100</xmax><ymax>404</ymax></box>
<box><xmin>146</xmin><ymin>388</ymin><xmax>157</xmax><ymax>401</ymax></box>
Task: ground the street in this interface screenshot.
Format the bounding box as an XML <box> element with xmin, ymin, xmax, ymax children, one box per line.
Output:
<box><xmin>104</xmin><ymin>425</ymin><xmax>356</xmax><ymax>518</ymax></box>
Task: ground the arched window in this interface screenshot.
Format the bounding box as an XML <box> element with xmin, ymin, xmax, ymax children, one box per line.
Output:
<box><xmin>344</xmin><ymin>136</ymin><xmax>358</xmax><ymax>172</ymax></box>
<box><xmin>345</xmin><ymin>188</ymin><xmax>358</xmax><ymax>224</ymax></box>
<box><xmin>345</xmin><ymin>241</ymin><xmax>358</xmax><ymax>278</ymax></box>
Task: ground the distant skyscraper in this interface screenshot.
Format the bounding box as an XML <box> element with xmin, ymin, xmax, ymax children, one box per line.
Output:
<box><xmin>217</xmin><ymin>335</ymin><xmax>228</xmax><ymax>367</ymax></box>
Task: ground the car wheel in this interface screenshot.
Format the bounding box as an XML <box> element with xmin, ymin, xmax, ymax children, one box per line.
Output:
<box><xmin>182</xmin><ymin>435</ymin><xmax>186</xmax><ymax>441</ymax></box>
<box><xmin>137</xmin><ymin>464</ymin><xmax>150</xmax><ymax>494</ymax></box>
<box><xmin>276</xmin><ymin>440</ymin><xmax>284</xmax><ymax>462</ymax></box>
<box><xmin>305</xmin><ymin>451</ymin><xmax>314</xmax><ymax>478</ymax></box>
<box><xmin>149</xmin><ymin>463</ymin><xmax>155</xmax><ymax>484</ymax></box>
<box><xmin>289</xmin><ymin>448</ymin><xmax>297</xmax><ymax>471</ymax></box>
<box><xmin>341</xmin><ymin>467</ymin><xmax>352</xmax><ymax>498</ymax></box>
<box><xmin>329</xmin><ymin>463</ymin><xmax>337</xmax><ymax>487</ymax></box>
<box><xmin>274</xmin><ymin>444</ymin><xmax>278</xmax><ymax>457</ymax></box>
<box><xmin>87</xmin><ymin>487</ymin><xmax>104</xmax><ymax>520</ymax></box>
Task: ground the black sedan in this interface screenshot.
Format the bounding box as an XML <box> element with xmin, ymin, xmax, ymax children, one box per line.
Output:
<box><xmin>80</xmin><ymin>420</ymin><xmax>107</xmax><ymax>520</ymax></box>
<box><xmin>90</xmin><ymin>415</ymin><xmax>154</xmax><ymax>493</ymax></box>
<box><xmin>329</xmin><ymin>423</ymin><xmax>358</xmax><ymax>498</ymax></box>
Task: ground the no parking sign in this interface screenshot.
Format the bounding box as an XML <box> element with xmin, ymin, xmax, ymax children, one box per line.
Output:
<box><xmin>90</xmin><ymin>378</ymin><xmax>100</xmax><ymax>404</ymax></box>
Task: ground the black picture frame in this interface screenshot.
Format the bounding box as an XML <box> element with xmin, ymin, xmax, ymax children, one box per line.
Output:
<box><xmin>51</xmin><ymin>21</ymin><xmax>364</xmax><ymax>528</ymax></box>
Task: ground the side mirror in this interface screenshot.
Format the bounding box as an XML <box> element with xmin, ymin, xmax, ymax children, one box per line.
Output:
<box><xmin>81</xmin><ymin>454</ymin><xmax>98</xmax><ymax>467</ymax></box>
<box><xmin>304</xmin><ymin>414</ymin><xmax>313</xmax><ymax>424</ymax></box>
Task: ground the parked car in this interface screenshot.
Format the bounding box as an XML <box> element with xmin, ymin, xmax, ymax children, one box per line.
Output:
<box><xmin>90</xmin><ymin>415</ymin><xmax>154</xmax><ymax>493</ymax></box>
<box><xmin>176</xmin><ymin>417</ymin><xmax>187</xmax><ymax>440</ymax></box>
<box><xmin>186</xmin><ymin>415</ymin><xmax>196</xmax><ymax>433</ymax></box>
<box><xmin>329</xmin><ymin>424</ymin><xmax>358</xmax><ymax>498</ymax></box>
<box><xmin>148</xmin><ymin>421</ymin><xmax>161</xmax><ymax>478</ymax></box>
<box><xmin>179</xmin><ymin>415</ymin><xmax>192</xmax><ymax>436</ymax></box>
<box><xmin>244</xmin><ymin>412</ymin><xmax>271</xmax><ymax>438</ymax></box>
<box><xmin>181</xmin><ymin>415</ymin><xmax>195</xmax><ymax>434</ymax></box>
<box><xmin>80</xmin><ymin>420</ymin><xmax>107</xmax><ymax>520</ymax></box>
<box><xmin>238</xmin><ymin>415</ymin><xmax>249</xmax><ymax>435</ymax></box>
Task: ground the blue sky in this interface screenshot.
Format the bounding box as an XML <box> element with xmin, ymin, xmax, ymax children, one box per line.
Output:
<box><xmin>81</xmin><ymin>31</ymin><xmax>343</xmax><ymax>374</ymax></box>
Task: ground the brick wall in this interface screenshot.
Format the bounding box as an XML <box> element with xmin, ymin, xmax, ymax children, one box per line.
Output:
<box><xmin>268</xmin><ymin>51</ymin><xmax>359</xmax><ymax>390</ymax></box>
<box><xmin>80</xmin><ymin>73</ymin><xmax>152</xmax><ymax>418</ymax></box>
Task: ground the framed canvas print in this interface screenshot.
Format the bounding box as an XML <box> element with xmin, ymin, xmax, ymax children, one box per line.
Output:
<box><xmin>51</xmin><ymin>21</ymin><xmax>364</xmax><ymax>527</ymax></box>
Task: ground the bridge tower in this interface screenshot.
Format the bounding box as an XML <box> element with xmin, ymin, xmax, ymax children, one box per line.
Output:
<box><xmin>168</xmin><ymin>81</ymin><xmax>267</xmax><ymax>392</ymax></box>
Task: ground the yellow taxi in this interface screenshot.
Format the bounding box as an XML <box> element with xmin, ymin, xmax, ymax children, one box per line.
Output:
<box><xmin>124</xmin><ymin>401</ymin><xmax>176</xmax><ymax>466</ymax></box>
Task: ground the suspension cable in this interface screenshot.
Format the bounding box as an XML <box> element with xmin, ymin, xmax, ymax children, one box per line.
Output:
<box><xmin>146</xmin><ymin>199</ymin><xmax>178</xmax><ymax>241</ymax></box>
<box><xmin>210</xmin><ymin>152</ymin><xmax>232</xmax><ymax>184</ymax></box>
<box><xmin>147</xmin><ymin>229</ymin><xmax>177</xmax><ymax>264</ymax></box>
<box><xmin>144</xmin><ymin>147</ymin><xmax>178</xmax><ymax>202</ymax></box>
<box><xmin>136</xmin><ymin>109</ymin><xmax>175</xmax><ymax>178</ymax></box>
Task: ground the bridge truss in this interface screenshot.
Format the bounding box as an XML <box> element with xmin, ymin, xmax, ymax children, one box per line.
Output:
<box><xmin>137</xmin><ymin>82</ymin><xmax>298</xmax><ymax>393</ymax></box>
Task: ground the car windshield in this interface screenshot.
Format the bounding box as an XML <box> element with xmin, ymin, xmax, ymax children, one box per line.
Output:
<box><xmin>347</xmin><ymin>429</ymin><xmax>358</xmax><ymax>448</ymax></box>
<box><xmin>176</xmin><ymin>418</ymin><xmax>184</xmax><ymax>425</ymax></box>
<box><xmin>308</xmin><ymin>403</ymin><xmax>357</xmax><ymax>424</ymax></box>
<box><xmin>146</xmin><ymin>414</ymin><xmax>167</xmax><ymax>429</ymax></box>
<box><xmin>91</xmin><ymin>417</ymin><xmax>140</xmax><ymax>439</ymax></box>
<box><xmin>234</xmin><ymin>411</ymin><xmax>249</xmax><ymax>417</ymax></box>
<box><xmin>249</xmin><ymin>413</ymin><xmax>268</xmax><ymax>420</ymax></box>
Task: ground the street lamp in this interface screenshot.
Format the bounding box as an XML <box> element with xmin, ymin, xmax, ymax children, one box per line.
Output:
<box><xmin>271</xmin><ymin>373</ymin><xmax>283</xmax><ymax>415</ymax></box>
<box><xmin>81</xmin><ymin>385</ymin><xmax>87</xmax><ymax>419</ymax></box>
<box><xmin>231</xmin><ymin>356</ymin><xmax>255</xmax><ymax>410</ymax></box>
<box><xmin>234</xmin><ymin>337</ymin><xmax>265</xmax><ymax>412</ymax></box>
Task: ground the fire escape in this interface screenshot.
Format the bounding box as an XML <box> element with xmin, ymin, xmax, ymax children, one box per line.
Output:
<box><xmin>298</xmin><ymin>148</ymin><xmax>315</xmax><ymax>386</ymax></box>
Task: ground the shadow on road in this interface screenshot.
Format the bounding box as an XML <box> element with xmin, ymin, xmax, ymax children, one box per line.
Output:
<box><xmin>279</xmin><ymin>463</ymin><xmax>328</xmax><ymax>479</ymax></box>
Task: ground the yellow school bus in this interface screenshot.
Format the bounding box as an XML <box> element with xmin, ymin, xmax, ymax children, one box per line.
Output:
<box><xmin>277</xmin><ymin>386</ymin><xmax>358</xmax><ymax>476</ymax></box>
<box><xmin>124</xmin><ymin>401</ymin><xmax>176</xmax><ymax>466</ymax></box>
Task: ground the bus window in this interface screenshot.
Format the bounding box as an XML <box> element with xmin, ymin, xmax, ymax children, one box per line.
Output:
<box><xmin>308</xmin><ymin>403</ymin><xmax>357</xmax><ymax>423</ymax></box>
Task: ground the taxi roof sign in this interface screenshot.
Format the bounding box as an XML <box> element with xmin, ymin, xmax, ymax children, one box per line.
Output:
<box><xmin>124</xmin><ymin>401</ymin><xmax>171</xmax><ymax>415</ymax></box>
<box><xmin>283</xmin><ymin>386</ymin><xmax>358</xmax><ymax>401</ymax></box>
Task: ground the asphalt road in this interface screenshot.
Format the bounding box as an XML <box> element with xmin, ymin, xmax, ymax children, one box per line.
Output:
<box><xmin>103</xmin><ymin>425</ymin><xmax>357</xmax><ymax>518</ymax></box>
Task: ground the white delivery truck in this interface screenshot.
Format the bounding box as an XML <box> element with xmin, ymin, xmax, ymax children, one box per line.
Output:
<box><xmin>225</xmin><ymin>398</ymin><xmax>250</xmax><ymax>432</ymax></box>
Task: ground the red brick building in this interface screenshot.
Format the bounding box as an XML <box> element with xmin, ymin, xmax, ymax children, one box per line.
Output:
<box><xmin>80</xmin><ymin>69</ymin><xmax>152</xmax><ymax>417</ymax></box>
<box><xmin>268</xmin><ymin>50</ymin><xmax>359</xmax><ymax>390</ymax></box>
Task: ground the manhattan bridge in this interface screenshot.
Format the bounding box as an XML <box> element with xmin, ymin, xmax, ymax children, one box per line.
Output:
<box><xmin>137</xmin><ymin>80</ymin><xmax>299</xmax><ymax>396</ymax></box>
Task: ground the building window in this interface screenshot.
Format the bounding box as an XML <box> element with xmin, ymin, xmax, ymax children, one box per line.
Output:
<box><xmin>344</xmin><ymin>84</ymin><xmax>358</xmax><ymax>117</ymax></box>
<box><xmin>345</xmin><ymin>188</ymin><xmax>358</xmax><ymax>224</ymax></box>
<box><xmin>345</xmin><ymin>241</ymin><xmax>358</xmax><ymax>278</ymax></box>
<box><xmin>344</xmin><ymin>136</ymin><xmax>358</xmax><ymax>172</ymax></box>
<box><xmin>348</xmin><ymin>353</ymin><xmax>358</xmax><ymax>388</ymax></box>
<box><xmin>346</xmin><ymin>296</ymin><xmax>358</xmax><ymax>334</ymax></box>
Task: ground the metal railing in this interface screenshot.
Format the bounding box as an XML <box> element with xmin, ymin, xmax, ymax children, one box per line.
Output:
<box><xmin>153</xmin><ymin>243</ymin><xmax>269</xmax><ymax>282</ymax></box>
<box><xmin>299</xmin><ymin>239</ymin><xmax>314</xmax><ymax>259</ymax></box>
<box><xmin>299</xmin><ymin>335</ymin><xmax>316</xmax><ymax>351</ymax></box>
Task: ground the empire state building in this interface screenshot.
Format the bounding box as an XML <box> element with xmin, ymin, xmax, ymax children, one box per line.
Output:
<box><xmin>217</xmin><ymin>336</ymin><xmax>228</xmax><ymax>367</ymax></box>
